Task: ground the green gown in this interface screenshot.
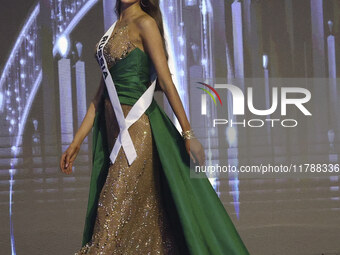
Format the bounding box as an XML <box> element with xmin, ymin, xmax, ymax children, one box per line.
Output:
<box><xmin>81</xmin><ymin>46</ymin><xmax>250</xmax><ymax>254</ymax></box>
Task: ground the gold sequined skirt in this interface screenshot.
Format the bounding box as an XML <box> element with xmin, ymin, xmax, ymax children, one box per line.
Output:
<box><xmin>74</xmin><ymin>101</ymin><xmax>181</xmax><ymax>254</ymax></box>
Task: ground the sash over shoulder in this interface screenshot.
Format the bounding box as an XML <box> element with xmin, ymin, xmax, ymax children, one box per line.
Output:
<box><xmin>96</xmin><ymin>20</ymin><xmax>157</xmax><ymax>166</ymax></box>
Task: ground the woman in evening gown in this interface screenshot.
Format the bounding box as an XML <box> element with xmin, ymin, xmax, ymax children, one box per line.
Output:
<box><xmin>60</xmin><ymin>0</ymin><xmax>250</xmax><ymax>254</ymax></box>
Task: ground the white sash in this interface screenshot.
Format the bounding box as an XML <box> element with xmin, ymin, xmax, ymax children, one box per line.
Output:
<box><xmin>96</xmin><ymin>20</ymin><xmax>157</xmax><ymax>166</ymax></box>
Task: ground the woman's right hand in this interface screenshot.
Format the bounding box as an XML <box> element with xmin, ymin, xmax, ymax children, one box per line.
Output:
<box><xmin>60</xmin><ymin>142</ymin><xmax>81</xmax><ymax>175</ymax></box>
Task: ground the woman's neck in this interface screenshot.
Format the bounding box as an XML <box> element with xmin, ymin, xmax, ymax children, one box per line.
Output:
<box><xmin>119</xmin><ymin>2</ymin><xmax>143</xmax><ymax>23</ymax></box>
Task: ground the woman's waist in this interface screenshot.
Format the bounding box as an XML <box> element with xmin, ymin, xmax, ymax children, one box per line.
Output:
<box><xmin>103</xmin><ymin>88</ymin><xmax>157</xmax><ymax>116</ymax></box>
<box><xmin>104</xmin><ymin>83</ymin><xmax>146</xmax><ymax>99</ymax></box>
<box><xmin>111</xmin><ymin>73</ymin><xmax>150</xmax><ymax>87</ymax></box>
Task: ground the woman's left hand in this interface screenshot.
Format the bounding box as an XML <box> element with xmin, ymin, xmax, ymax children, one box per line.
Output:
<box><xmin>185</xmin><ymin>138</ymin><xmax>205</xmax><ymax>166</ymax></box>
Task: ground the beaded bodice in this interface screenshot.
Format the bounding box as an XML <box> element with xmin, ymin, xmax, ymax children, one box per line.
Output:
<box><xmin>93</xmin><ymin>22</ymin><xmax>153</xmax><ymax>107</ymax></box>
<box><xmin>94</xmin><ymin>23</ymin><xmax>138</xmax><ymax>70</ymax></box>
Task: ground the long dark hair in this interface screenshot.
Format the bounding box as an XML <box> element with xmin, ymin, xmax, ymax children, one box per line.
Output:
<box><xmin>115</xmin><ymin>0</ymin><xmax>169</xmax><ymax>91</ymax></box>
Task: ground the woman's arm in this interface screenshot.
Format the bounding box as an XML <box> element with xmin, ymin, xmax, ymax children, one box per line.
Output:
<box><xmin>91</xmin><ymin>76</ymin><xmax>106</xmax><ymax>113</ymax></box>
<box><xmin>72</xmin><ymin>76</ymin><xmax>105</xmax><ymax>146</ymax></box>
<box><xmin>137</xmin><ymin>16</ymin><xmax>205</xmax><ymax>166</ymax></box>
<box><xmin>138</xmin><ymin>17</ymin><xmax>191</xmax><ymax>133</ymax></box>
<box><xmin>72</xmin><ymin>103</ymin><xmax>95</xmax><ymax>147</ymax></box>
<box><xmin>60</xmin><ymin>76</ymin><xmax>105</xmax><ymax>174</ymax></box>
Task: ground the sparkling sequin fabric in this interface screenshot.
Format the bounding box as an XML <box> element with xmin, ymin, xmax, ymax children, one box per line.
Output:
<box><xmin>91</xmin><ymin>23</ymin><xmax>139</xmax><ymax>113</ymax></box>
<box><xmin>94</xmin><ymin>23</ymin><xmax>137</xmax><ymax>70</ymax></box>
<box><xmin>75</xmin><ymin>23</ymin><xmax>181</xmax><ymax>254</ymax></box>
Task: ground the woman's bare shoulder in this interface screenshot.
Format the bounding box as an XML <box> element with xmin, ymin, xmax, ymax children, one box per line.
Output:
<box><xmin>134</xmin><ymin>13</ymin><xmax>157</xmax><ymax>32</ymax></box>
